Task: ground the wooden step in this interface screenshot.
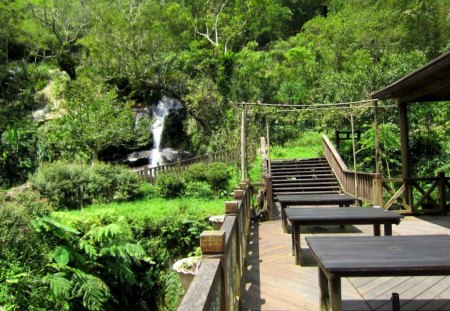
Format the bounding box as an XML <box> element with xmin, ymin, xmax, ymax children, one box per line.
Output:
<box><xmin>274</xmin><ymin>190</ymin><xmax>341</xmax><ymax>196</ymax></box>
<box><xmin>271</xmin><ymin>168</ymin><xmax>332</xmax><ymax>175</ymax></box>
<box><xmin>272</xmin><ymin>173</ymin><xmax>335</xmax><ymax>180</ymax></box>
<box><xmin>273</xmin><ymin>185</ymin><xmax>341</xmax><ymax>192</ymax></box>
<box><xmin>273</xmin><ymin>181</ymin><xmax>339</xmax><ymax>188</ymax></box>
<box><xmin>271</xmin><ymin>158</ymin><xmax>326</xmax><ymax>164</ymax></box>
<box><xmin>271</xmin><ymin>161</ymin><xmax>328</xmax><ymax>167</ymax></box>
<box><xmin>272</xmin><ymin>178</ymin><xmax>337</xmax><ymax>185</ymax></box>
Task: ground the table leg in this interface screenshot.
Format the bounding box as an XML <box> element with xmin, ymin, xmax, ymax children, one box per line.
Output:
<box><xmin>384</xmin><ymin>224</ymin><xmax>392</xmax><ymax>236</ymax></box>
<box><xmin>328</xmin><ymin>274</ymin><xmax>342</xmax><ymax>311</ymax></box>
<box><xmin>319</xmin><ymin>268</ymin><xmax>329</xmax><ymax>311</ymax></box>
<box><xmin>373</xmin><ymin>224</ymin><xmax>381</xmax><ymax>236</ymax></box>
<box><xmin>281</xmin><ymin>204</ymin><xmax>286</xmax><ymax>233</ymax></box>
<box><xmin>293</xmin><ymin>225</ymin><xmax>302</xmax><ymax>265</ymax></box>
<box><xmin>291</xmin><ymin>224</ymin><xmax>295</xmax><ymax>256</ymax></box>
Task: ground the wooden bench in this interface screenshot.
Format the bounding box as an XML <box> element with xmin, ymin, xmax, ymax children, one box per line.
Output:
<box><xmin>306</xmin><ymin>235</ymin><xmax>450</xmax><ymax>311</ymax></box>
<box><xmin>276</xmin><ymin>193</ymin><xmax>356</xmax><ymax>232</ymax></box>
<box><xmin>285</xmin><ymin>207</ymin><xmax>403</xmax><ymax>264</ymax></box>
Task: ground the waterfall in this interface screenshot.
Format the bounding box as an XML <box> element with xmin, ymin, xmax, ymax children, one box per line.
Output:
<box><xmin>149</xmin><ymin>96</ymin><xmax>183</xmax><ymax>167</ymax></box>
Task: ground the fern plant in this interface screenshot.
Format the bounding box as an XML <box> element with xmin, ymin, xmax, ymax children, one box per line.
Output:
<box><xmin>37</xmin><ymin>216</ymin><xmax>151</xmax><ymax>310</ymax></box>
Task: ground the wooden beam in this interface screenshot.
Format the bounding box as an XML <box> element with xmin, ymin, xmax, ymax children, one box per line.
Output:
<box><xmin>398</xmin><ymin>74</ymin><xmax>450</xmax><ymax>104</ymax></box>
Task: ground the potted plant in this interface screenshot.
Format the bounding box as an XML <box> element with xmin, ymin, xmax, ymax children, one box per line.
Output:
<box><xmin>172</xmin><ymin>256</ymin><xmax>201</xmax><ymax>290</ymax></box>
<box><xmin>208</xmin><ymin>214</ymin><xmax>225</xmax><ymax>230</ymax></box>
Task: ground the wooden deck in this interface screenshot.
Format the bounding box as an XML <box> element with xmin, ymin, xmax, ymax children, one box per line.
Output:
<box><xmin>240</xmin><ymin>213</ymin><xmax>450</xmax><ymax>310</ymax></box>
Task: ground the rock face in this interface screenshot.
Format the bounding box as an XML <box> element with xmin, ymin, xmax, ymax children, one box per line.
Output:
<box><xmin>32</xmin><ymin>70</ymin><xmax>70</xmax><ymax>123</ymax></box>
<box><xmin>126</xmin><ymin>150</ymin><xmax>152</xmax><ymax>167</ymax></box>
<box><xmin>160</xmin><ymin>148</ymin><xmax>193</xmax><ymax>164</ymax></box>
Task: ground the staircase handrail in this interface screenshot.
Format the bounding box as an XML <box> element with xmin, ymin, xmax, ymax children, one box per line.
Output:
<box><xmin>322</xmin><ymin>134</ymin><xmax>383</xmax><ymax>206</ymax></box>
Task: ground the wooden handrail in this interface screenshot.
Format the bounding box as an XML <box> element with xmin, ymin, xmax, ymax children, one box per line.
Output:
<box><xmin>322</xmin><ymin>134</ymin><xmax>383</xmax><ymax>206</ymax></box>
<box><xmin>177</xmin><ymin>180</ymin><xmax>252</xmax><ymax>310</ymax></box>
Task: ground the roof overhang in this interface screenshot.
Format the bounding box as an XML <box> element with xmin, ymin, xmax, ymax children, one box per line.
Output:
<box><xmin>371</xmin><ymin>51</ymin><xmax>450</xmax><ymax>104</ymax></box>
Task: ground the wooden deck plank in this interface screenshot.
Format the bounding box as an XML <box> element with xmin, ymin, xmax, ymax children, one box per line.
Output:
<box><xmin>240</xmin><ymin>215</ymin><xmax>450</xmax><ymax>310</ymax></box>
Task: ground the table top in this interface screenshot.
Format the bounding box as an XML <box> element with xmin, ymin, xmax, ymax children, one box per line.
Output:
<box><xmin>285</xmin><ymin>207</ymin><xmax>403</xmax><ymax>223</ymax></box>
<box><xmin>306</xmin><ymin>235</ymin><xmax>450</xmax><ymax>276</ymax></box>
<box><xmin>276</xmin><ymin>193</ymin><xmax>356</xmax><ymax>205</ymax></box>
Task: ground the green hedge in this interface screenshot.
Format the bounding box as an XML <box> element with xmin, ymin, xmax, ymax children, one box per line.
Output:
<box><xmin>183</xmin><ymin>162</ymin><xmax>231</xmax><ymax>192</ymax></box>
<box><xmin>29</xmin><ymin>161</ymin><xmax>142</xmax><ymax>209</ymax></box>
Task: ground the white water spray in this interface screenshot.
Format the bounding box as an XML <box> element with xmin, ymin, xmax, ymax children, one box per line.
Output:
<box><xmin>149</xmin><ymin>96</ymin><xmax>183</xmax><ymax>167</ymax></box>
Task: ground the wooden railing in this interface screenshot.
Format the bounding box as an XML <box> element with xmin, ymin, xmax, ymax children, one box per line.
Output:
<box><xmin>322</xmin><ymin>134</ymin><xmax>384</xmax><ymax>206</ymax></box>
<box><xmin>134</xmin><ymin>151</ymin><xmax>228</xmax><ymax>182</ymax></box>
<box><xmin>384</xmin><ymin>173</ymin><xmax>449</xmax><ymax>214</ymax></box>
<box><xmin>178</xmin><ymin>180</ymin><xmax>252</xmax><ymax>311</ymax></box>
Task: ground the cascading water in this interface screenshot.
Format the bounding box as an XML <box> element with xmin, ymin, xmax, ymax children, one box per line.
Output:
<box><xmin>149</xmin><ymin>96</ymin><xmax>183</xmax><ymax>167</ymax></box>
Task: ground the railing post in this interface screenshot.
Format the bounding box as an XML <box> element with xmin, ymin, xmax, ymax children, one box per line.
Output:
<box><xmin>373</xmin><ymin>173</ymin><xmax>384</xmax><ymax>208</ymax></box>
<box><xmin>143</xmin><ymin>167</ymin><xmax>149</xmax><ymax>181</ymax></box>
<box><xmin>264</xmin><ymin>174</ymin><xmax>273</xmax><ymax>221</ymax></box>
<box><xmin>200</xmin><ymin>230</ymin><xmax>226</xmax><ymax>310</ymax></box>
<box><xmin>439</xmin><ymin>172</ymin><xmax>447</xmax><ymax>215</ymax></box>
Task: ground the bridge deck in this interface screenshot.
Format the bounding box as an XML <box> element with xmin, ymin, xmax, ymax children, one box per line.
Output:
<box><xmin>240</xmin><ymin>214</ymin><xmax>450</xmax><ymax>310</ymax></box>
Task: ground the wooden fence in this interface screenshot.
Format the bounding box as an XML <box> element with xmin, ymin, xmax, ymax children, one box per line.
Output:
<box><xmin>322</xmin><ymin>134</ymin><xmax>384</xmax><ymax>206</ymax></box>
<box><xmin>178</xmin><ymin>179</ymin><xmax>252</xmax><ymax>311</ymax></box>
<box><xmin>384</xmin><ymin>173</ymin><xmax>449</xmax><ymax>214</ymax></box>
<box><xmin>134</xmin><ymin>151</ymin><xmax>228</xmax><ymax>182</ymax></box>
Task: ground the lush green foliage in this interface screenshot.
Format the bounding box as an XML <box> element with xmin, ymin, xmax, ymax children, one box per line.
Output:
<box><xmin>2</xmin><ymin>0</ymin><xmax>450</xmax><ymax>187</ymax></box>
<box><xmin>2</xmin><ymin>0</ymin><xmax>450</xmax><ymax>309</ymax></box>
<box><xmin>156</xmin><ymin>171</ymin><xmax>186</xmax><ymax>199</ymax></box>
<box><xmin>29</xmin><ymin>161</ymin><xmax>142</xmax><ymax>209</ymax></box>
<box><xmin>184</xmin><ymin>162</ymin><xmax>231</xmax><ymax>192</ymax></box>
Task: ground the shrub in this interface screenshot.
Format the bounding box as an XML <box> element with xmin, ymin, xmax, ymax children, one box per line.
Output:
<box><xmin>184</xmin><ymin>181</ymin><xmax>214</xmax><ymax>198</ymax></box>
<box><xmin>30</xmin><ymin>161</ymin><xmax>142</xmax><ymax>209</ymax></box>
<box><xmin>184</xmin><ymin>162</ymin><xmax>231</xmax><ymax>193</ymax></box>
<box><xmin>139</xmin><ymin>182</ymin><xmax>160</xmax><ymax>199</ymax></box>
<box><xmin>156</xmin><ymin>172</ymin><xmax>185</xmax><ymax>198</ymax></box>
<box><xmin>183</xmin><ymin>162</ymin><xmax>208</xmax><ymax>183</ymax></box>
<box><xmin>204</xmin><ymin>162</ymin><xmax>231</xmax><ymax>192</ymax></box>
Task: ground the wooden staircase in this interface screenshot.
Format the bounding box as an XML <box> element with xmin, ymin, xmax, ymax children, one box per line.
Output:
<box><xmin>271</xmin><ymin>158</ymin><xmax>342</xmax><ymax>196</ymax></box>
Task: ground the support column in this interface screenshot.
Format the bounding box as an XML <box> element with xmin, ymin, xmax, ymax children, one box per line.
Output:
<box><xmin>398</xmin><ymin>102</ymin><xmax>413</xmax><ymax>210</ymax></box>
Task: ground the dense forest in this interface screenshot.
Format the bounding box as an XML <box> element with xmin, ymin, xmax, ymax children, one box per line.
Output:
<box><xmin>1</xmin><ymin>0</ymin><xmax>449</xmax><ymax>187</ymax></box>
<box><xmin>1</xmin><ymin>0</ymin><xmax>450</xmax><ymax>310</ymax></box>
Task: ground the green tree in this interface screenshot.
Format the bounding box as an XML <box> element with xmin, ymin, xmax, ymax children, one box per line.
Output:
<box><xmin>38</xmin><ymin>74</ymin><xmax>136</xmax><ymax>162</ymax></box>
<box><xmin>27</xmin><ymin>0</ymin><xmax>91</xmax><ymax>79</ymax></box>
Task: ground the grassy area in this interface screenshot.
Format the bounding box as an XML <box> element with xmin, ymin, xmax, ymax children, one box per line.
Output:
<box><xmin>53</xmin><ymin>197</ymin><xmax>226</xmax><ymax>226</ymax></box>
<box><xmin>248</xmin><ymin>130</ymin><xmax>323</xmax><ymax>182</ymax></box>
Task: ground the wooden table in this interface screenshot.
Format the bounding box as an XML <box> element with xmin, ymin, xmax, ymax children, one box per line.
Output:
<box><xmin>306</xmin><ymin>235</ymin><xmax>450</xmax><ymax>311</ymax></box>
<box><xmin>285</xmin><ymin>207</ymin><xmax>403</xmax><ymax>264</ymax></box>
<box><xmin>276</xmin><ymin>193</ymin><xmax>356</xmax><ymax>232</ymax></box>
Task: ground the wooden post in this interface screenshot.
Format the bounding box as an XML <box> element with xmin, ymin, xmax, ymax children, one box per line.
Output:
<box><xmin>373</xmin><ymin>173</ymin><xmax>384</xmax><ymax>208</ymax></box>
<box><xmin>373</xmin><ymin>100</ymin><xmax>382</xmax><ymax>175</ymax></box>
<box><xmin>241</xmin><ymin>104</ymin><xmax>248</xmax><ymax>180</ymax></box>
<box><xmin>398</xmin><ymin>102</ymin><xmax>413</xmax><ymax>210</ymax></box>
<box><xmin>439</xmin><ymin>172</ymin><xmax>447</xmax><ymax>215</ymax></box>
<box><xmin>261</xmin><ymin>137</ymin><xmax>267</xmax><ymax>174</ymax></box>
<box><xmin>335</xmin><ymin>129</ymin><xmax>340</xmax><ymax>149</ymax></box>
<box><xmin>350</xmin><ymin>108</ymin><xmax>359</xmax><ymax>204</ymax></box>
<box><xmin>200</xmin><ymin>231</ymin><xmax>226</xmax><ymax>255</ymax></box>
<box><xmin>265</xmin><ymin>116</ymin><xmax>271</xmax><ymax>175</ymax></box>
<box><xmin>144</xmin><ymin>167</ymin><xmax>149</xmax><ymax>181</ymax></box>
<box><xmin>265</xmin><ymin>174</ymin><xmax>273</xmax><ymax>221</ymax></box>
